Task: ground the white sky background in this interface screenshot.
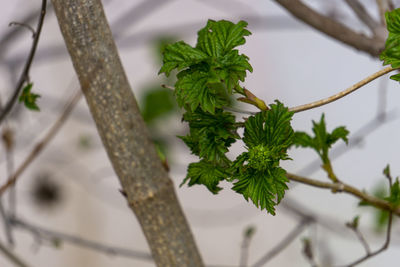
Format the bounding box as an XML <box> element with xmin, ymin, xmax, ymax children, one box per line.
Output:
<box><xmin>0</xmin><ymin>0</ymin><xmax>400</xmax><ymax>266</ymax></box>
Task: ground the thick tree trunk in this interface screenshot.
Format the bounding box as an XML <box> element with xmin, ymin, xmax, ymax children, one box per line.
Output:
<box><xmin>50</xmin><ymin>1</ymin><xmax>204</xmax><ymax>266</ymax></box>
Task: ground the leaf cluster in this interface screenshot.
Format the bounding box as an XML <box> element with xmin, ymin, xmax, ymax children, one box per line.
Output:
<box><xmin>293</xmin><ymin>114</ymin><xmax>349</xmax><ymax>164</ymax></box>
<box><xmin>160</xmin><ymin>19</ymin><xmax>252</xmax><ymax>114</ymax></box>
<box><xmin>19</xmin><ymin>83</ymin><xmax>40</xmax><ymax>111</ymax></box>
<box><xmin>230</xmin><ymin>101</ymin><xmax>294</xmax><ymax>214</ymax></box>
<box><xmin>380</xmin><ymin>8</ymin><xmax>400</xmax><ymax>81</ymax></box>
<box><xmin>180</xmin><ymin>108</ymin><xmax>238</xmax><ymax>193</ymax></box>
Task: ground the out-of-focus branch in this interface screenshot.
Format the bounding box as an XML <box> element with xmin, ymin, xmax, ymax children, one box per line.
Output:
<box><xmin>274</xmin><ymin>0</ymin><xmax>385</xmax><ymax>57</ymax></box>
<box><xmin>251</xmin><ymin>219</ymin><xmax>311</xmax><ymax>267</ymax></box>
<box><xmin>345</xmin><ymin>0</ymin><xmax>380</xmax><ymax>35</ymax></box>
<box><xmin>0</xmin><ymin>0</ymin><xmax>47</xmax><ymax>125</ymax></box>
<box><xmin>376</xmin><ymin>0</ymin><xmax>394</xmax><ymax>25</ymax></box>
<box><xmin>0</xmin><ymin>89</ymin><xmax>82</xmax><ymax>195</ymax></box>
<box><xmin>10</xmin><ymin>217</ymin><xmax>153</xmax><ymax>261</ymax></box>
<box><xmin>0</xmin><ymin>239</ymin><xmax>30</xmax><ymax>267</ymax></box>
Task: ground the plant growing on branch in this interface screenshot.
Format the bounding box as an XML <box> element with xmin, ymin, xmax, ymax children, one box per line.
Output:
<box><xmin>160</xmin><ymin>9</ymin><xmax>400</xmax><ymax>225</ymax></box>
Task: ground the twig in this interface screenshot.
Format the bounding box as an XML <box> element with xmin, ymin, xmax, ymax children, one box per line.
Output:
<box><xmin>376</xmin><ymin>0</ymin><xmax>394</xmax><ymax>25</ymax></box>
<box><xmin>286</xmin><ymin>172</ymin><xmax>400</xmax><ymax>216</ymax></box>
<box><xmin>240</xmin><ymin>226</ymin><xmax>256</xmax><ymax>267</ymax></box>
<box><xmin>10</xmin><ymin>217</ymin><xmax>153</xmax><ymax>261</ymax></box>
<box><xmin>0</xmin><ymin>201</ymin><xmax>13</xmax><ymax>245</ymax></box>
<box><xmin>0</xmin><ymin>89</ymin><xmax>82</xmax><ymax>195</ymax></box>
<box><xmin>0</xmin><ymin>239</ymin><xmax>30</xmax><ymax>267</ymax></box>
<box><xmin>251</xmin><ymin>219</ymin><xmax>310</xmax><ymax>267</ymax></box>
<box><xmin>289</xmin><ymin>66</ymin><xmax>396</xmax><ymax>113</ymax></box>
<box><xmin>274</xmin><ymin>0</ymin><xmax>385</xmax><ymax>57</ymax></box>
<box><xmin>0</xmin><ymin>0</ymin><xmax>47</xmax><ymax>125</ymax></box>
<box><xmin>8</xmin><ymin>22</ymin><xmax>36</xmax><ymax>37</ymax></box>
<box><xmin>341</xmin><ymin>212</ymin><xmax>393</xmax><ymax>267</ymax></box>
<box><xmin>346</xmin><ymin>218</ymin><xmax>371</xmax><ymax>255</ymax></box>
<box><xmin>344</xmin><ymin>0</ymin><xmax>380</xmax><ymax>35</ymax></box>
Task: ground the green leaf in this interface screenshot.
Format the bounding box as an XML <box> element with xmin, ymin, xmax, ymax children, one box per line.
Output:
<box><xmin>159</xmin><ymin>20</ymin><xmax>253</xmax><ymax>113</ymax></box>
<box><xmin>140</xmin><ymin>87</ymin><xmax>177</xmax><ymax>123</ymax></box>
<box><xmin>231</xmin><ymin>101</ymin><xmax>294</xmax><ymax>214</ymax></box>
<box><xmin>179</xmin><ymin>108</ymin><xmax>238</xmax><ymax>164</ymax></box>
<box><xmin>159</xmin><ymin>41</ymin><xmax>208</xmax><ymax>76</ymax></box>
<box><xmin>215</xmin><ymin>50</ymin><xmax>253</xmax><ymax>93</ymax></box>
<box><xmin>181</xmin><ymin>160</ymin><xmax>229</xmax><ymax>194</ymax></box>
<box><xmin>19</xmin><ymin>83</ymin><xmax>40</xmax><ymax>111</ymax></box>
<box><xmin>196</xmin><ymin>20</ymin><xmax>251</xmax><ymax>57</ymax></box>
<box><xmin>175</xmin><ymin>70</ymin><xmax>229</xmax><ymax>113</ymax></box>
<box><xmin>293</xmin><ymin>114</ymin><xmax>349</xmax><ymax>163</ymax></box>
<box><xmin>243</xmin><ymin>101</ymin><xmax>294</xmax><ymax>150</ymax></box>
<box><xmin>386</xmin><ymin>178</ymin><xmax>400</xmax><ymax>206</ymax></box>
<box><xmin>232</xmin><ymin>166</ymin><xmax>288</xmax><ymax>215</ymax></box>
<box><xmin>380</xmin><ymin>9</ymin><xmax>400</xmax><ymax>80</ymax></box>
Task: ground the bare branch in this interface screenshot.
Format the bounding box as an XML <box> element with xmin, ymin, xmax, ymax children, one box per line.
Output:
<box><xmin>286</xmin><ymin>172</ymin><xmax>400</xmax><ymax>216</ymax></box>
<box><xmin>342</xmin><ymin>212</ymin><xmax>393</xmax><ymax>266</ymax></box>
<box><xmin>289</xmin><ymin>66</ymin><xmax>396</xmax><ymax>113</ymax></box>
<box><xmin>0</xmin><ymin>239</ymin><xmax>30</xmax><ymax>267</ymax></box>
<box><xmin>251</xmin><ymin>219</ymin><xmax>311</xmax><ymax>267</ymax></box>
<box><xmin>0</xmin><ymin>89</ymin><xmax>82</xmax><ymax>195</ymax></box>
<box><xmin>10</xmin><ymin>217</ymin><xmax>153</xmax><ymax>261</ymax></box>
<box><xmin>0</xmin><ymin>0</ymin><xmax>47</xmax><ymax>125</ymax></box>
<box><xmin>274</xmin><ymin>0</ymin><xmax>385</xmax><ymax>57</ymax></box>
<box><xmin>344</xmin><ymin>0</ymin><xmax>380</xmax><ymax>35</ymax></box>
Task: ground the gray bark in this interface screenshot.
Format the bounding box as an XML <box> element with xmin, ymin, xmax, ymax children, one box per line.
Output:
<box><xmin>50</xmin><ymin>0</ymin><xmax>204</xmax><ymax>266</ymax></box>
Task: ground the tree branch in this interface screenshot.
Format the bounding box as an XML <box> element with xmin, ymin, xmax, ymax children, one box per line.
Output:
<box><xmin>0</xmin><ymin>0</ymin><xmax>47</xmax><ymax>125</ymax></box>
<box><xmin>286</xmin><ymin>172</ymin><xmax>400</xmax><ymax>216</ymax></box>
<box><xmin>50</xmin><ymin>0</ymin><xmax>204</xmax><ymax>266</ymax></box>
<box><xmin>0</xmin><ymin>89</ymin><xmax>82</xmax><ymax>195</ymax></box>
<box><xmin>289</xmin><ymin>66</ymin><xmax>396</xmax><ymax>113</ymax></box>
<box><xmin>344</xmin><ymin>0</ymin><xmax>381</xmax><ymax>35</ymax></box>
<box><xmin>251</xmin><ymin>219</ymin><xmax>311</xmax><ymax>267</ymax></box>
<box><xmin>274</xmin><ymin>0</ymin><xmax>385</xmax><ymax>57</ymax></box>
<box><xmin>11</xmin><ymin>217</ymin><xmax>152</xmax><ymax>261</ymax></box>
<box><xmin>0</xmin><ymin>239</ymin><xmax>30</xmax><ymax>267</ymax></box>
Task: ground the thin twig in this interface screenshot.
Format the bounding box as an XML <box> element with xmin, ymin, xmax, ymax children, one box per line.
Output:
<box><xmin>0</xmin><ymin>239</ymin><xmax>30</xmax><ymax>267</ymax></box>
<box><xmin>344</xmin><ymin>0</ymin><xmax>380</xmax><ymax>35</ymax></box>
<box><xmin>289</xmin><ymin>66</ymin><xmax>396</xmax><ymax>113</ymax></box>
<box><xmin>0</xmin><ymin>0</ymin><xmax>47</xmax><ymax>125</ymax></box>
<box><xmin>10</xmin><ymin>217</ymin><xmax>153</xmax><ymax>261</ymax></box>
<box><xmin>274</xmin><ymin>0</ymin><xmax>385</xmax><ymax>57</ymax></box>
<box><xmin>251</xmin><ymin>219</ymin><xmax>310</xmax><ymax>267</ymax></box>
<box><xmin>376</xmin><ymin>0</ymin><xmax>394</xmax><ymax>25</ymax></box>
<box><xmin>286</xmin><ymin>172</ymin><xmax>400</xmax><ymax>216</ymax></box>
<box><xmin>346</xmin><ymin>220</ymin><xmax>371</xmax><ymax>255</ymax></box>
<box><xmin>0</xmin><ymin>201</ymin><xmax>13</xmax><ymax>245</ymax></box>
<box><xmin>341</xmin><ymin>212</ymin><xmax>393</xmax><ymax>267</ymax></box>
<box><xmin>0</xmin><ymin>89</ymin><xmax>82</xmax><ymax>195</ymax></box>
<box><xmin>8</xmin><ymin>22</ymin><xmax>36</xmax><ymax>37</ymax></box>
<box><xmin>240</xmin><ymin>226</ymin><xmax>256</xmax><ymax>267</ymax></box>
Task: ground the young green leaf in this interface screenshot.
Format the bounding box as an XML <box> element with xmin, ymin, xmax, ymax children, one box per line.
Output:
<box><xmin>386</xmin><ymin>178</ymin><xmax>400</xmax><ymax>207</ymax></box>
<box><xmin>294</xmin><ymin>114</ymin><xmax>349</xmax><ymax>163</ymax></box>
<box><xmin>181</xmin><ymin>160</ymin><xmax>230</xmax><ymax>194</ymax></box>
<box><xmin>232</xmin><ymin>166</ymin><xmax>288</xmax><ymax>215</ymax></box>
<box><xmin>380</xmin><ymin>8</ymin><xmax>400</xmax><ymax>81</ymax></box>
<box><xmin>159</xmin><ymin>19</ymin><xmax>252</xmax><ymax>113</ymax></box>
<box><xmin>179</xmin><ymin>108</ymin><xmax>238</xmax><ymax>164</ymax></box>
<box><xmin>196</xmin><ymin>20</ymin><xmax>251</xmax><ymax>57</ymax></box>
<box><xmin>159</xmin><ymin>41</ymin><xmax>208</xmax><ymax>76</ymax></box>
<box><xmin>231</xmin><ymin>101</ymin><xmax>294</xmax><ymax>214</ymax></box>
<box><xmin>175</xmin><ymin>69</ymin><xmax>229</xmax><ymax>113</ymax></box>
<box><xmin>19</xmin><ymin>83</ymin><xmax>40</xmax><ymax>111</ymax></box>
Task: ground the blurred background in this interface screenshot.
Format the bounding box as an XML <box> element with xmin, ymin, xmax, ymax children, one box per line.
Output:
<box><xmin>0</xmin><ymin>0</ymin><xmax>400</xmax><ymax>266</ymax></box>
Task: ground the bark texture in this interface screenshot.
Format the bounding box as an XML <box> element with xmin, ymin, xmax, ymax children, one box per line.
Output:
<box><xmin>50</xmin><ymin>1</ymin><xmax>204</xmax><ymax>266</ymax></box>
